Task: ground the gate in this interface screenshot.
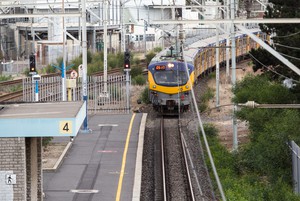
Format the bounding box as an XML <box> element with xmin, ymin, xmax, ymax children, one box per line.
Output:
<box><xmin>23</xmin><ymin>74</ymin><xmax>131</xmax><ymax>114</ymax></box>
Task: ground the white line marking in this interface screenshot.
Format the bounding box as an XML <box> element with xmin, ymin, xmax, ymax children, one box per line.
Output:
<box><xmin>1</xmin><ymin>112</ymin><xmax>62</xmax><ymax>117</ymax></box>
<box><xmin>98</xmin><ymin>124</ymin><xmax>118</xmax><ymax>127</ymax></box>
<box><xmin>70</xmin><ymin>189</ymin><xmax>99</xmax><ymax>193</ymax></box>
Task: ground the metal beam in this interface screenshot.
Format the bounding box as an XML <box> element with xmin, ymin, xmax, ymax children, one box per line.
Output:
<box><xmin>151</xmin><ymin>18</ymin><xmax>300</xmax><ymax>24</ymax></box>
<box><xmin>0</xmin><ymin>13</ymin><xmax>81</xmax><ymax>19</ymax></box>
<box><xmin>0</xmin><ymin>0</ymin><xmax>103</xmax><ymax>8</ymax></box>
<box><xmin>236</xmin><ymin>25</ymin><xmax>300</xmax><ymax>76</ymax></box>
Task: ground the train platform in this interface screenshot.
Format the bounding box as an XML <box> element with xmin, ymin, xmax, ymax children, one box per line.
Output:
<box><xmin>43</xmin><ymin>112</ymin><xmax>147</xmax><ymax>201</ymax></box>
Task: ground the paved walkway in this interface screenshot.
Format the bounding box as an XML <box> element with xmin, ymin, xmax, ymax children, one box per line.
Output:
<box><xmin>43</xmin><ymin>113</ymin><xmax>146</xmax><ymax>201</ymax></box>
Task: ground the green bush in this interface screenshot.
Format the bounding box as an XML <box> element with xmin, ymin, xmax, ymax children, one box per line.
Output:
<box><xmin>0</xmin><ymin>75</ymin><xmax>12</xmax><ymax>81</ymax></box>
<box><xmin>203</xmin><ymin>123</ymin><xmax>218</xmax><ymax>136</ymax></box>
<box><xmin>140</xmin><ymin>86</ymin><xmax>150</xmax><ymax>104</ymax></box>
<box><xmin>44</xmin><ymin>64</ymin><xmax>57</xmax><ymax>73</ymax></box>
<box><xmin>154</xmin><ymin>47</ymin><xmax>162</xmax><ymax>52</ymax></box>
<box><xmin>42</xmin><ymin>137</ymin><xmax>53</xmax><ymax>147</ymax></box>
<box><xmin>145</xmin><ymin>51</ymin><xmax>156</xmax><ymax>64</ymax></box>
<box><xmin>198</xmin><ymin>87</ymin><xmax>214</xmax><ymax>112</ymax></box>
<box><xmin>132</xmin><ymin>75</ymin><xmax>146</xmax><ymax>86</ymax></box>
<box><xmin>209</xmin><ymin>72</ymin><xmax>216</xmax><ymax>79</ymax></box>
<box><xmin>130</xmin><ymin>67</ymin><xmax>143</xmax><ymax>78</ymax></box>
<box><xmin>201</xmin><ymin>87</ymin><xmax>214</xmax><ymax>102</ymax></box>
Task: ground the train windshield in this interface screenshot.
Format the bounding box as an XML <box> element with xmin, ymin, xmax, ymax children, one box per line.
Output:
<box><xmin>154</xmin><ymin>71</ymin><xmax>188</xmax><ymax>86</ymax></box>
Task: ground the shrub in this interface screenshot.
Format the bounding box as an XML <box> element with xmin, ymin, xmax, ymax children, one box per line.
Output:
<box><xmin>130</xmin><ymin>67</ymin><xmax>143</xmax><ymax>78</ymax></box>
<box><xmin>145</xmin><ymin>51</ymin><xmax>156</xmax><ymax>64</ymax></box>
<box><xmin>154</xmin><ymin>47</ymin><xmax>162</xmax><ymax>52</ymax></box>
<box><xmin>140</xmin><ymin>86</ymin><xmax>150</xmax><ymax>104</ymax></box>
<box><xmin>42</xmin><ymin>137</ymin><xmax>53</xmax><ymax>148</ymax></box>
<box><xmin>132</xmin><ymin>75</ymin><xmax>146</xmax><ymax>86</ymax></box>
<box><xmin>0</xmin><ymin>75</ymin><xmax>12</xmax><ymax>81</ymax></box>
<box><xmin>203</xmin><ymin>123</ymin><xmax>218</xmax><ymax>136</ymax></box>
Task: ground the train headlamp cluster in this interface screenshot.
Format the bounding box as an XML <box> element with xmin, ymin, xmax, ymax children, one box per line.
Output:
<box><xmin>167</xmin><ymin>63</ymin><xmax>174</xmax><ymax>68</ymax></box>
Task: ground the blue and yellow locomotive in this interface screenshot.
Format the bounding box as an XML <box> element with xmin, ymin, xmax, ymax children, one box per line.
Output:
<box><xmin>148</xmin><ymin>27</ymin><xmax>268</xmax><ymax>114</ymax></box>
<box><xmin>148</xmin><ymin>59</ymin><xmax>194</xmax><ymax>113</ymax></box>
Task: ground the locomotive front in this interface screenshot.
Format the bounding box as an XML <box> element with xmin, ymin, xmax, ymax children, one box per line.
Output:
<box><xmin>148</xmin><ymin>61</ymin><xmax>194</xmax><ymax>114</ymax></box>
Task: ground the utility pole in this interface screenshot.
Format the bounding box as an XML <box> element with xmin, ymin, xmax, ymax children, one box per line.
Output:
<box><xmin>215</xmin><ymin>1</ymin><xmax>220</xmax><ymax>109</ymax></box>
<box><xmin>81</xmin><ymin>0</ymin><xmax>90</xmax><ymax>132</ymax></box>
<box><xmin>230</xmin><ymin>0</ymin><xmax>238</xmax><ymax>151</ymax></box>
<box><xmin>62</xmin><ymin>0</ymin><xmax>67</xmax><ymax>101</ymax></box>
<box><xmin>103</xmin><ymin>0</ymin><xmax>108</xmax><ymax>94</ymax></box>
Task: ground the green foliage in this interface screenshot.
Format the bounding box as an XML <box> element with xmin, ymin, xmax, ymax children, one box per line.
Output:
<box><xmin>233</xmin><ymin>74</ymin><xmax>297</xmax><ymax>134</ymax></box>
<box><xmin>203</xmin><ymin>123</ymin><xmax>218</xmax><ymax>137</ymax></box>
<box><xmin>232</xmin><ymin>74</ymin><xmax>296</xmax><ymax>104</ymax></box>
<box><xmin>132</xmin><ymin>75</ymin><xmax>146</xmax><ymax>86</ymax></box>
<box><xmin>240</xmin><ymin>110</ymin><xmax>300</xmax><ymax>181</ymax></box>
<box><xmin>24</xmin><ymin>67</ymin><xmax>30</xmax><ymax>77</ymax></box>
<box><xmin>70</xmin><ymin>56</ymin><xmax>82</xmax><ymax>70</ymax></box>
<box><xmin>10</xmin><ymin>85</ymin><xmax>22</xmax><ymax>92</ymax></box>
<box><xmin>130</xmin><ymin>67</ymin><xmax>143</xmax><ymax>78</ymax></box>
<box><xmin>203</xmin><ymin>124</ymin><xmax>300</xmax><ymax>201</ymax></box>
<box><xmin>209</xmin><ymin>71</ymin><xmax>216</xmax><ymax>79</ymax></box>
<box><xmin>87</xmin><ymin>50</ymin><xmax>93</xmax><ymax>63</ymax></box>
<box><xmin>140</xmin><ymin>86</ymin><xmax>150</xmax><ymax>104</ymax></box>
<box><xmin>145</xmin><ymin>51</ymin><xmax>156</xmax><ymax>64</ymax></box>
<box><xmin>154</xmin><ymin>47</ymin><xmax>162</xmax><ymax>52</ymax></box>
<box><xmin>198</xmin><ymin>87</ymin><xmax>215</xmax><ymax>112</ymax></box>
<box><xmin>87</xmin><ymin>61</ymin><xmax>103</xmax><ymax>75</ymax></box>
<box><xmin>0</xmin><ymin>75</ymin><xmax>12</xmax><ymax>81</ymax></box>
<box><xmin>42</xmin><ymin>137</ymin><xmax>53</xmax><ymax>147</ymax></box>
<box><xmin>255</xmin><ymin>0</ymin><xmax>300</xmax><ymax>80</ymax></box>
<box><xmin>44</xmin><ymin>64</ymin><xmax>57</xmax><ymax>73</ymax></box>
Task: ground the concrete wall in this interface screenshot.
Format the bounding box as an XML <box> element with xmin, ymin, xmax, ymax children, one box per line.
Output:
<box><xmin>0</xmin><ymin>138</ymin><xmax>26</xmax><ymax>201</ymax></box>
<box><xmin>0</xmin><ymin>138</ymin><xmax>43</xmax><ymax>201</ymax></box>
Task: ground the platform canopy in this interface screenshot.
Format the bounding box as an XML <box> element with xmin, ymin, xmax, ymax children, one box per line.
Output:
<box><xmin>0</xmin><ymin>101</ymin><xmax>86</xmax><ymax>137</ymax></box>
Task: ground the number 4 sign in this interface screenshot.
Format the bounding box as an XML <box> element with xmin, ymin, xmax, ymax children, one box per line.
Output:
<box><xmin>59</xmin><ymin>121</ymin><xmax>73</xmax><ymax>134</ymax></box>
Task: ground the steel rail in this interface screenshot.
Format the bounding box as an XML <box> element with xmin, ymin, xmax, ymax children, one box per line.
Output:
<box><xmin>160</xmin><ymin>117</ymin><xmax>167</xmax><ymax>201</ymax></box>
<box><xmin>160</xmin><ymin>117</ymin><xmax>195</xmax><ymax>200</ymax></box>
<box><xmin>178</xmin><ymin>119</ymin><xmax>196</xmax><ymax>201</ymax></box>
<box><xmin>0</xmin><ymin>90</ymin><xmax>22</xmax><ymax>102</ymax></box>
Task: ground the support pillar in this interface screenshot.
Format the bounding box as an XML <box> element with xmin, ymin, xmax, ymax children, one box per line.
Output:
<box><xmin>26</xmin><ymin>137</ymin><xmax>42</xmax><ymax>201</ymax></box>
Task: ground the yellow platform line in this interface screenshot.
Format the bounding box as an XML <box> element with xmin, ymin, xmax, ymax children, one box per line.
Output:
<box><xmin>115</xmin><ymin>113</ymin><xmax>136</xmax><ymax>201</ymax></box>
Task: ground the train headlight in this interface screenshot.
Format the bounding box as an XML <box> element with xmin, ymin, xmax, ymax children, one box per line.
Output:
<box><xmin>153</xmin><ymin>85</ymin><xmax>156</xmax><ymax>88</ymax></box>
<box><xmin>185</xmin><ymin>85</ymin><xmax>189</xmax><ymax>89</ymax></box>
<box><xmin>167</xmin><ymin>63</ymin><xmax>174</xmax><ymax>68</ymax></box>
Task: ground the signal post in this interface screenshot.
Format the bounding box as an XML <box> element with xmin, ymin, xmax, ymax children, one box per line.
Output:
<box><xmin>124</xmin><ymin>50</ymin><xmax>131</xmax><ymax>113</ymax></box>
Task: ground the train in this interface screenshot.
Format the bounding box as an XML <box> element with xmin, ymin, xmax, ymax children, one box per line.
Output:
<box><xmin>148</xmin><ymin>27</ymin><xmax>269</xmax><ymax>114</ymax></box>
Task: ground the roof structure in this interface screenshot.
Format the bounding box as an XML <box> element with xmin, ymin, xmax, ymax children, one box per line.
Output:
<box><xmin>0</xmin><ymin>101</ymin><xmax>86</xmax><ymax>137</ymax></box>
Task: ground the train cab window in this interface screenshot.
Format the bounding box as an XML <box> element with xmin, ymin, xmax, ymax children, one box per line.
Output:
<box><xmin>154</xmin><ymin>71</ymin><xmax>188</xmax><ymax>86</ymax></box>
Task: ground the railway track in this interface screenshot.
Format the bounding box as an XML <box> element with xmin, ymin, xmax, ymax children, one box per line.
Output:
<box><xmin>159</xmin><ymin>116</ymin><xmax>196</xmax><ymax>201</ymax></box>
<box><xmin>0</xmin><ymin>90</ymin><xmax>23</xmax><ymax>102</ymax></box>
<box><xmin>0</xmin><ymin>69</ymin><xmax>125</xmax><ymax>103</ymax></box>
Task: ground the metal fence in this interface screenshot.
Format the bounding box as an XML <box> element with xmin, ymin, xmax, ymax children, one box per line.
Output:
<box><xmin>22</xmin><ymin>74</ymin><xmax>130</xmax><ymax>114</ymax></box>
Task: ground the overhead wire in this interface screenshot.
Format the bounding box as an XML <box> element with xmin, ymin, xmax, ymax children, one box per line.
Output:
<box><xmin>274</xmin><ymin>43</ymin><xmax>300</xmax><ymax>51</ymax></box>
<box><xmin>272</xmin><ymin>30</ymin><xmax>300</xmax><ymax>38</ymax></box>
<box><xmin>248</xmin><ymin>52</ymin><xmax>300</xmax><ymax>83</ymax></box>
<box><xmin>277</xmin><ymin>52</ymin><xmax>300</xmax><ymax>61</ymax></box>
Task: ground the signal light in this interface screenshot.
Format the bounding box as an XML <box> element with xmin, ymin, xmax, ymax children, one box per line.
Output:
<box><xmin>29</xmin><ymin>54</ymin><xmax>36</xmax><ymax>73</ymax></box>
<box><xmin>124</xmin><ymin>51</ymin><xmax>130</xmax><ymax>69</ymax></box>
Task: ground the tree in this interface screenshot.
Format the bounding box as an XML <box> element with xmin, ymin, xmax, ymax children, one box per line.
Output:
<box><xmin>250</xmin><ymin>0</ymin><xmax>300</xmax><ymax>81</ymax></box>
